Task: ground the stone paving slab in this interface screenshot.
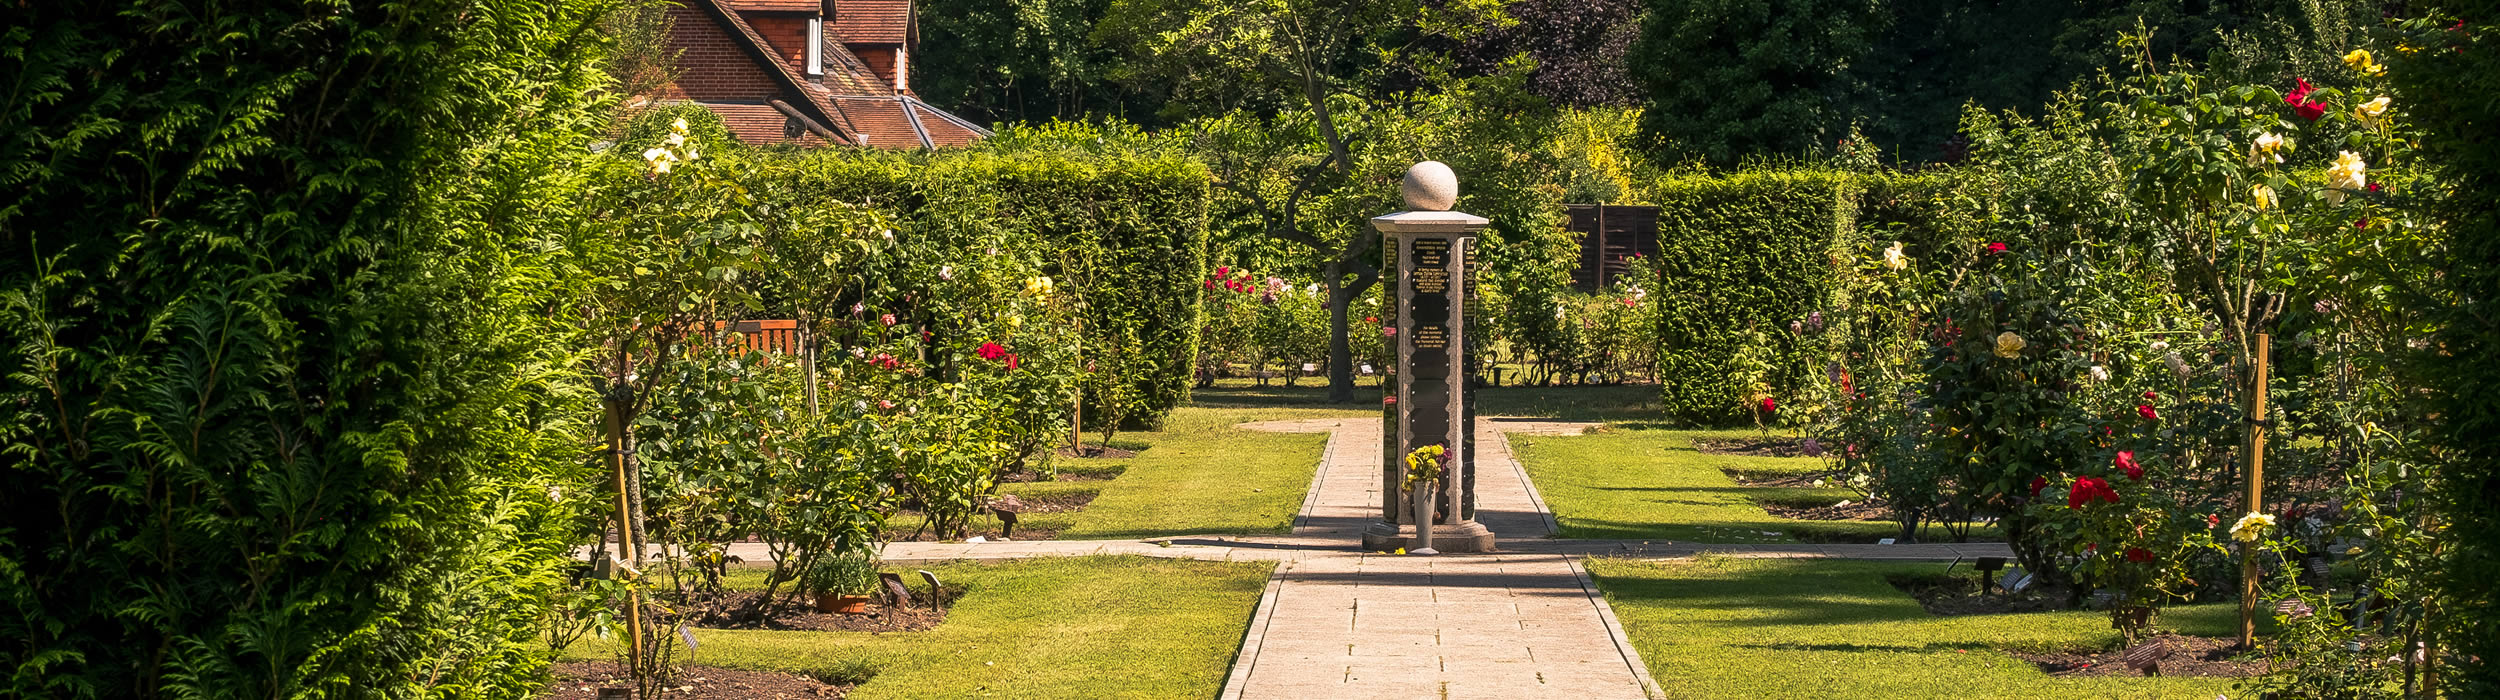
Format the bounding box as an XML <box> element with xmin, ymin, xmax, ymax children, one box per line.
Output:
<box><xmin>1220</xmin><ymin>418</ymin><xmax>1658</xmax><ymax>700</ymax></box>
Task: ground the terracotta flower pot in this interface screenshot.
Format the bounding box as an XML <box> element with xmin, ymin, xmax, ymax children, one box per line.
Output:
<box><xmin>814</xmin><ymin>592</ymin><xmax>872</xmax><ymax>615</ymax></box>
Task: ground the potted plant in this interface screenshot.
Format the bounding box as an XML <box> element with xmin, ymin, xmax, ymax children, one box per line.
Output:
<box><xmin>804</xmin><ymin>550</ymin><xmax>879</xmax><ymax>615</ymax></box>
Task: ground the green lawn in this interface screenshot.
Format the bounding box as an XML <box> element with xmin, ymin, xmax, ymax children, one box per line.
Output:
<box><xmin>1513</xmin><ymin>426</ymin><xmax>1992</xmax><ymax>543</ymax></box>
<box><xmin>564</xmin><ymin>556</ymin><xmax>1270</xmax><ymax>698</ymax></box>
<box><xmin>886</xmin><ymin>397</ymin><xmax>1363</xmax><ymax>541</ymax></box>
<box><xmin>1591</xmin><ymin>556</ymin><xmax>2241</xmax><ymax>699</ymax></box>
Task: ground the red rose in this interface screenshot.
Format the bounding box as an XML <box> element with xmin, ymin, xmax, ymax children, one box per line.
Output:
<box><xmin>1005</xmin><ymin>353</ymin><xmax>1020</xmax><ymax>371</ymax></box>
<box><xmin>2367</xmin><ymin>182</ymin><xmax>2384</xmax><ymax>193</ymax></box>
<box><xmin>2030</xmin><ymin>476</ymin><xmax>2049</xmax><ymax>498</ymax></box>
<box><xmin>1204</xmin><ymin>280</ymin><xmax>1216</xmax><ymax>290</ymax></box>
<box><xmin>2114</xmin><ymin>451</ymin><xmax>2142</xmax><ymax>480</ymax></box>
<box><xmin>2125</xmin><ymin>547</ymin><xmax>2154</xmax><ymax>563</ymax></box>
<box><xmin>2207</xmin><ymin>514</ymin><xmax>2222</xmax><ymax>527</ymax></box>
<box><xmin>976</xmin><ymin>342</ymin><xmax>1008</xmax><ymax>360</ymax></box>
<box><xmin>2138</xmin><ymin>405</ymin><xmax>2159</xmax><ymax>421</ymax></box>
<box><xmin>2286</xmin><ymin>78</ymin><xmax>2327</xmax><ymax>121</ymax></box>
<box><xmin>2142</xmin><ymin>391</ymin><xmax>2157</xmax><ymax>400</ymax></box>
<box><xmin>1217</xmin><ymin>265</ymin><xmax>1230</xmax><ymax>277</ymax></box>
<box><xmin>2068</xmin><ymin>477</ymin><xmax>2118</xmax><ymax>508</ymax></box>
<box><xmin>1984</xmin><ymin>242</ymin><xmax>2009</xmax><ymax>255</ymax></box>
<box><xmin>1760</xmin><ymin>396</ymin><xmax>1777</xmax><ymax>413</ymax></box>
<box><xmin>1384</xmin><ymin>396</ymin><xmax>1397</xmax><ymax>405</ymax></box>
<box><xmin>1364</xmin><ymin>316</ymin><xmax>1379</xmax><ymax>324</ymax></box>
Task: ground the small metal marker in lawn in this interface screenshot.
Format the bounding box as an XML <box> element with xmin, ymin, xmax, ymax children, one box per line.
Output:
<box><xmin>1362</xmin><ymin>161</ymin><xmax>1497</xmax><ymax>555</ymax></box>
<box><xmin>880</xmin><ymin>572</ymin><xmax>912</xmax><ymax>610</ymax></box>
<box><xmin>2121</xmin><ymin>639</ymin><xmax>2173</xmax><ymax>675</ymax></box>
<box><xmin>1974</xmin><ymin>556</ymin><xmax>2007</xmax><ymax>593</ymax></box>
<box><xmin>919</xmin><ymin>570</ymin><xmax>945</xmax><ymax>612</ymax></box>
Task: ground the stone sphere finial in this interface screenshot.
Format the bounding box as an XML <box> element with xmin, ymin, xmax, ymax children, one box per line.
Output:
<box><xmin>1400</xmin><ymin>161</ymin><xmax>1457</xmax><ymax>211</ymax></box>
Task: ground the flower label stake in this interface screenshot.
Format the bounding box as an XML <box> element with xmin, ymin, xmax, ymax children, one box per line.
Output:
<box><xmin>1362</xmin><ymin>161</ymin><xmax>1497</xmax><ymax>554</ymax></box>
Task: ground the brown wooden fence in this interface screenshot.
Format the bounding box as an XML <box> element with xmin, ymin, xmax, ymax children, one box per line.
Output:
<box><xmin>1564</xmin><ymin>204</ymin><xmax>1660</xmax><ymax>292</ymax></box>
<box><xmin>702</xmin><ymin>319</ymin><xmax>803</xmax><ymax>355</ymax></box>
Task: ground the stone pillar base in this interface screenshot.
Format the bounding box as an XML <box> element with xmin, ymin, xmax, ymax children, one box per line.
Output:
<box><xmin>1363</xmin><ymin>520</ymin><xmax>1496</xmax><ymax>553</ymax></box>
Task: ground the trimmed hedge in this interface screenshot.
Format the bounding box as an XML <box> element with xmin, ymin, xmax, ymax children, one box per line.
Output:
<box><xmin>2401</xmin><ymin>3</ymin><xmax>2500</xmax><ymax>691</ymax></box>
<box><xmin>1645</xmin><ymin>170</ymin><xmax>1955</xmax><ymax>425</ymax></box>
<box><xmin>752</xmin><ymin>142</ymin><xmax>1212</xmax><ymax>426</ymax></box>
<box><xmin>0</xmin><ymin>1</ymin><xmax>608</xmax><ymax>696</ymax></box>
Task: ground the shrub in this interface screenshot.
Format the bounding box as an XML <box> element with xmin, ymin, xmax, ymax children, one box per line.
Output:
<box><xmin>752</xmin><ymin>138</ymin><xmax>1212</xmax><ymax>428</ymax></box>
<box><xmin>0</xmin><ymin>1</ymin><xmax>613</xmax><ymax>696</ymax></box>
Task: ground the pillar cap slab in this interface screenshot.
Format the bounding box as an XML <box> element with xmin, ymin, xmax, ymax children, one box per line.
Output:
<box><xmin>1372</xmin><ymin>210</ymin><xmax>1489</xmax><ymax>235</ymax></box>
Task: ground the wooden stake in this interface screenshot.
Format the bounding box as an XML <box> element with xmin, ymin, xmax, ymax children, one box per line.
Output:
<box><xmin>604</xmin><ymin>398</ymin><xmax>644</xmax><ymax>672</ymax></box>
<box><xmin>2239</xmin><ymin>333</ymin><xmax>2271</xmax><ymax>650</ymax></box>
<box><xmin>1070</xmin><ymin>316</ymin><xmax>1084</xmax><ymax>450</ymax></box>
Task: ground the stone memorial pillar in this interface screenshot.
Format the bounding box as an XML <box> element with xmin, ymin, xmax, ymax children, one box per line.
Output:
<box><xmin>1362</xmin><ymin>161</ymin><xmax>1496</xmax><ymax>554</ymax></box>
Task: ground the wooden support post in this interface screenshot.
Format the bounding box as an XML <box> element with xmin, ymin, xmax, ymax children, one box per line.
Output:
<box><xmin>1070</xmin><ymin>316</ymin><xmax>1084</xmax><ymax>450</ymax></box>
<box><xmin>603</xmin><ymin>398</ymin><xmax>644</xmax><ymax>673</ymax></box>
<box><xmin>2238</xmin><ymin>333</ymin><xmax>2271</xmax><ymax>650</ymax></box>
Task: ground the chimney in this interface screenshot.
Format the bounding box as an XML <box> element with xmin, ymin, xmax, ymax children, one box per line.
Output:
<box><xmin>806</xmin><ymin>18</ymin><xmax>824</xmax><ymax>78</ymax></box>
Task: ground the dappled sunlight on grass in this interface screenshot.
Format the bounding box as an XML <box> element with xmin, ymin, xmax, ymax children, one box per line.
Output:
<box><xmin>1517</xmin><ymin>427</ymin><xmax>1998</xmax><ymax>543</ymax></box>
<box><xmin>1591</xmin><ymin>557</ymin><xmax>2239</xmax><ymax>698</ymax></box>
<box><xmin>567</xmin><ymin>557</ymin><xmax>1271</xmax><ymax>699</ymax></box>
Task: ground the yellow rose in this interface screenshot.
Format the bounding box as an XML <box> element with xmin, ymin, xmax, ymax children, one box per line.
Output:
<box><xmin>2231</xmin><ymin>513</ymin><xmax>2278</xmax><ymax>543</ymax></box>
<box><xmin>2353</xmin><ymin>96</ymin><xmax>2391</xmax><ymax>125</ymax></box>
<box><xmin>1024</xmin><ymin>276</ymin><xmax>1055</xmax><ymax>297</ymax></box>
<box><xmin>2343</xmin><ymin>49</ymin><xmax>2385</xmax><ymax>75</ymax></box>
<box><xmin>2247</xmin><ymin>133</ymin><xmax>2286</xmax><ymax>167</ymax></box>
<box><xmin>2325</xmin><ymin>151</ymin><xmax>2367</xmax><ymax>204</ymax></box>
<box><xmin>1993</xmin><ymin>331</ymin><xmax>2026</xmax><ymax>359</ymax></box>
<box><xmin>2250</xmin><ymin>184</ymin><xmax>2278</xmax><ymax>210</ymax></box>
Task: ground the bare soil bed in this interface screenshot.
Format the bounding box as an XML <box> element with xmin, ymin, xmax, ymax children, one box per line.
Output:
<box><xmin>1054</xmin><ymin>443</ymin><xmax>1139</xmax><ymax>459</ymax></box>
<box><xmin>1888</xmin><ymin>573</ymin><xmax>2073</xmax><ymax>616</ymax></box>
<box><xmin>1761</xmin><ymin>499</ymin><xmax>1891</xmax><ymax>521</ymax></box>
<box><xmin>2012</xmin><ymin>634</ymin><xmax>2270</xmax><ymax>678</ymax></box>
<box><xmin>1693</xmin><ymin>438</ymin><xmax>1809</xmax><ymax>458</ymax></box>
<box><xmin>884</xmin><ymin>491</ymin><xmax>1098</xmax><ymax>542</ymax></box>
<box><xmin>684</xmin><ymin>587</ymin><xmax>962</xmax><ymax>633</ymax></box>
<box><xmin>543</xmin><ymin>661</ymin><xmax>850</xmax><ymax>698</ymax></box>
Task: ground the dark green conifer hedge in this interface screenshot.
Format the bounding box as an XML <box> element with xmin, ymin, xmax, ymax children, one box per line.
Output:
<box><xmin>1</xmin><ymin>1</ymin><xmax>613</xmax><ymax>696</ymax></box>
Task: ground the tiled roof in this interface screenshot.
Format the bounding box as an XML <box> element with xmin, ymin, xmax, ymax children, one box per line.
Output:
<box><xmin>830</xmin><ymin>0</ymin><xmax>911</xmax><ymax>44</ymax></box>
<box><xmin>816</xmin><ymin>31</ymin><xmax>892</xmax><ymax>95</ymax></box>
<box><xmin>690</xmin><ymin>0</ymin><xmax>855</xmax><ymax>135</ymax></box>
<box><xmin>826</xmin><ymin>95</ymin><xmax>991</xmax><ymax>149</ymax></box>
<box><xmin>663</xmin><ymin>0</ymin><xmax>985</xmax><ymax>150</ymax></box>
<box><xmin>726</xmin><ymin>0</ymin><xmax>819</xmax><ymax>11</ymax></box>
<box><xmin>700</xmin><ymin>102</ymin><xmax>831</xmax><ymax>146</ymax></box>
<box><xmin>907</xmin><ymin>99</ymin><xmax>989</xmax><ymax>147</ymax></box>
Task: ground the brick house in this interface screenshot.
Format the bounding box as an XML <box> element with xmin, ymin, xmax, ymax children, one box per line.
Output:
<box><xmin>659</xmin><ymin>0</ymin><xmax>990</xmax><ymax>149</ymax></box>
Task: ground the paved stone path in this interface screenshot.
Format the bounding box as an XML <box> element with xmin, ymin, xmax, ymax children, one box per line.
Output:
<box><xmin>1216</xmin><ymin>417</ymin><xmax>1657</xmax><ymax>699</ymax></box>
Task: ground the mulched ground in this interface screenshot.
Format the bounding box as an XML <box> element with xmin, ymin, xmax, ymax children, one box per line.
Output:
<box><xmin>1693</xmin><ymin>438</ymin><xmax>1809</xmax><ymax>458</ymax></box>
<box><xmin>1889</xmin><ymin>574</ymin><xmax>2074</xmax><ymax>616</ymax></box>
<box><xmin>543</xmin><ymin>661</ymin><xmax>850</xmax><ymax>699</ymax></box>
<box><xmin>1724</xmin><ymin>469</ymin><xmax>1832</xmax><ymax>488</ymax></box>
<box><xmin>884</xmin><ymin>490</ymin><xmax>1097</xmax><ymax>542</ymax></box>
<box><xmin>1762</xmin><ymin>499</ymin><xmax>1891</xmax><ymax>521</ymax></box>
<box><xmin>998</xmin><ymin>467</ymin><xmax>1117</xmax><ymax>483</ymax></box>
<box><xmin>1055</xmin><ymin>443</ymin><xmax>1139</xmax><ymax>459</ymax></box>
<box><xmin>683</xmin><ymin>588</ymin><xmax>960</xmax><ymax>633</ymax></box>
<box><xmin>2012</xmin><ymin>634</ymin><xmax>2271</xmax><ymax>678</ymax></box>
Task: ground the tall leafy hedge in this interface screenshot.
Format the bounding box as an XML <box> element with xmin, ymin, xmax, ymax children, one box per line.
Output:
<box><xmin>1645</xmin><ymin>170</ymin><xmax>1952</xmax><ymax>425</ymax></box>
<box><xmin>0</xmin><ymin>1</ymin><xmax>610</xmax><ymax>697</ymax></box>
<box><xmin>2402</xmin><ymin>3</ymin><xmax>2500</xmax><ymax>692</ymax></box>
<box><xmin>754</xmin><ymin>139</ymin><xmax>1212</xmax><ymax>426</ymax></box>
